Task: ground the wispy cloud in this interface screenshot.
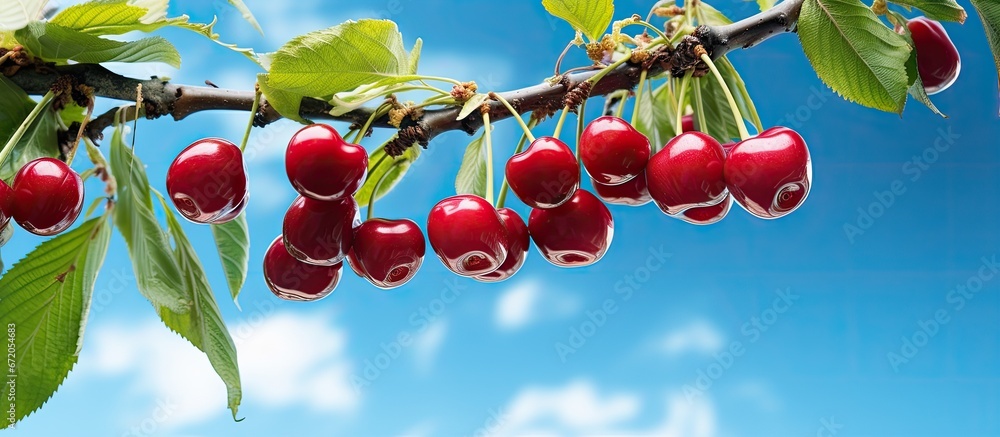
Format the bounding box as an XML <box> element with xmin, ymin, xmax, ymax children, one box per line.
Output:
<box><xmin>659</xmin><ymin>320</ymin><xmax>725</xmax><ymax>357</ymax></box>
<box><xmin>494</xmin><ymin>279</ymin><xmax>580</xmax><ymax>331</ymax></box>
<box><xmin>413</xmin><ymin>318</ymin><xmax>448</xmax><ymax>375</ymax></box>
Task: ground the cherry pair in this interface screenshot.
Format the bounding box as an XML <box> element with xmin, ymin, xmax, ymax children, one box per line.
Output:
<box><xmin>426</xmin><ymin>195</ymin><xmax>529</xmax><ymax>281</ymax></box>
<box><xmin>1</xmin><ymin>158</ymin><xmax>84</xmax><ymax>237</ymax></box>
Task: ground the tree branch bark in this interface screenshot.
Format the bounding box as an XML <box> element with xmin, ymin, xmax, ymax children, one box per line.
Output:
<box><xmin>5</xmin><ymin>0</ymin><xmax>804</xmax><ymax>151</ymax></box>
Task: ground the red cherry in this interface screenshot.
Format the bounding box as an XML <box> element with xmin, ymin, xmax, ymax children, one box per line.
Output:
<box><xmin>725</xmin><ymin>127</ymin><xmax>811</xmax><ymax>219</ymax></box>
<box><xmin>166</xmin><ymin>138</ymin><xmax>248</xmax><ymax>224</ymax></box>
<box><xmin>282</xmin><ymin>196</ymin><xmax>359</xmax><ymax>266</ymax></box>
<box><xmin>263</xmin><ymin>236</ymin><xmax>342</xmax><ymax>301</ymax></box>
<box><xmin>908</xmin><ymin>17</ymin><xmax>961</xmax><ymax>95</ymax></box>
<box><xmin>475</xmin><ymin>208</ymin><xmax>530</xmax><ymax>282</ymax></box>
<box><xmin>675</xmin><ymin>194</ymin><xmax>732</xmax><ymax>225</ymax></box>
<box><xmin>646</xmin><ymin>132</ymin><xmax>727</xmax><ymax>215</ymax></box>
<box><xmin>528</xmin><ymin>189</ymin><xmax>614</xmax><ymax>268</ymax></box>
<box><xmin>427</xmin><ymin>195</ymin><xmax>509</xmax><ymax>277</ymax></box>
<box><xmin>11</xmin><ymin>158</ymin><xmax>84</xmax><ymax>236</ymax></box>
<box><xmin>580</xmin><ymin>116</ymin><xmax>651</xmax><ymax>186</ymax></box>
<box><xmin>505</xmin><ymin>137</ymin><xmax>580</xmax><ymax>209</ymax></box>
<box><xmin>0</xmin><ymin>180</ymin><xmax>12</xmax><ymax>231</ymax></box>
<box><xmin>592</xmin><ymin>171</ymin><xmax>652</xmax><ymax>207</ymax></box>
<box><xmin>286</xmin><ymin>124</ymin><xmax>368</xmax><ymax>201</ymax></box>
<box><xmin>681</xmin><ymin>114</ymin><xmax>696</xmax><ymax>133</ymax></box>
<box><xmin>348</xmin><ymin>218</ymin><xmax>425</xmax><ymax>289</ymax></box>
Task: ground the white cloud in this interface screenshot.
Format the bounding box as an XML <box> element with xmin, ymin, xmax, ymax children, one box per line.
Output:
<box><xmin>493</xmin><ymin>381</ymin><xmax>717</xmax><ymax>437</ymax></box>
<box><xmin>659</xmin><ymin>320</ymin><xmax>725</xmax><ymax>357</ymax></box>
<box><xmin>80</xmin><ymin>311</ymin><xmax>357</xmax><ymax>430</ymax></box>
<box><xmin>412</xmin><ymin>319</ymin><xmax>448</xmax><ymax>375</ymax></box>
<box><xmin>495</xmin><ymin>279</ymin><xmax>580</xmax><ymax>331</ymax></box>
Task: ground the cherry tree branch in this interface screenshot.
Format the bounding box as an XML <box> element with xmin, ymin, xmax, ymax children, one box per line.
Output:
<box><xmin>5</xmin><ymin>0</ymin><xmax>804</xmax><ymax>151</ymax></box>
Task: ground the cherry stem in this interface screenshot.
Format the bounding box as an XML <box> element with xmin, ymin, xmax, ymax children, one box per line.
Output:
<box><xmin>553</xmin><ymin>106</ymin><xmax>570</xmax><ymax>139</ymax></box>
<box><xmin>675</xmin><ymin>70</ymin><xmax>693</xmax><ymax>136</ymax></box>
<box><xmin>628</xmin><ymin>21</ymin><xmax>669</xmax><ymax>41</ymax></box>
<box><xmin>66</xmin><ymin>101</ymin><xmax>95</xmax><ymax>166</ymax></box>
<box><xmin>483</xmin><ymin>111</ymin><xmax>495</xmax><ymax>206</ymax></box>
<box><xmin>496</xmin><ymin>117</ymin><xmax>538</xmax><ymax>209</ymax></box>
<box><xmin>631</xmin><ymin>69</ymin><xmax>649</xmax><ymax>126</ymax></box>
<box><xmin>367</xmin><ymin>158</ymin><xmax>404</xmax><ymax>220</ymax></box>
<box><xmin>0</xmin><ymin>90</ymin><xmax>55</xmax><ymax>168</ymax></box>
<box><xmin>615</xmin><ymin>93</ymin><xmax>627</xmax><ymax>119</ymax></box>
<box><xmin>491</xmin><ymin>93</ymin><xmax>536</xmax><ymax>143</ymax></box>
<box><xmin>353</xmin><ymin>103</ymin><xmax>391</xmax><ymax>145</ymax></box>
<box><xmin>239</xmin><ymin>84</ymin><xmax>261</xmax><ymax>153</ymax></box>
<box><xmin>576</xmin><ymin>98</ymin><xmax>588</xmax><ymax>165</ymax></box>
<box><xmin>700</xmin><ymin>53</ymin><xmax>751</xmax><ymax>141</ymax></box>
<box><xmin>587</xmin><ymin>49</ymin><xmax>633</xmax><ymax>86</ymax></box>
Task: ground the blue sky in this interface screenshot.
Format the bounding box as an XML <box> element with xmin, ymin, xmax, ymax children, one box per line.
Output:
<box><xmin>3</xmin><ymin>0</ymin><xmax>1000</xmax><ymax>436</ymax></box>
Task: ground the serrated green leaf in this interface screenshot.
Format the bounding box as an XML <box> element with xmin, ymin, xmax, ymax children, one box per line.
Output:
<box><xmin>109</xmin><ymin>124</ymin><xmax>190</xmax><ymax>313</ymax></box>
<box><xmin>0</xmin><ymin>0</ymin><xmax>47</xmax><ymax>31</ymax></box>
<box><xmin>888</xmin><ymin>0</ymin><xmax>966</xmax><ymax>23</ymax></box>
<box><xmin>15</xmin><ymin>21</ymin><xmax>181</xmax><ymax>67</ymax></box>
<box><xmin>268</xmin><ymin>19</ymin><xmax>412</xmax><ymax>98</ymax></box>
<box><xmin>697</xmin><ymin>2</ymin><xmax>734</xmax><ymax>26</ymax></box>
<box><xmin>798</xmin><ymin>0</ymin><xmax>912</xmax><ymax>114</ymax></box>
<box><xmin>694</xmin><ymin>75</ymin><xmax>741</xmax><ymax>144</ymax></box>
<box><xmin>50</xmin><ymin>0</ymin><xmax>149</xmax><ymax>34</ymax></box>
<box><xmin>542</xmin><ymin>0</ymin><xmax>614</xmax><ymax>41</ymax></box>
<box><xmin>455</xmin><ymin>129</ymin><xmax>490</xmax><ymax>198</ymax></box>
<box><xmin>458</xmin><ymin>94</ymin><xmax>490</xmax><ymax>121</ymax></box>
<box><xmin>634</xmin><ymin>83</ymin><xmax>678</xmax><ymax>151</ymax></box>
<box><xmin>0</xmin><ymin>76</ymin><xmax>59</xmax><ymax>182</ymax></box>
<box><xmin>257</xmin><ymin>73</ymin><xmax>306</xmax><ymax>123</ymax></box>
<box><xmin>155</xmin><ymin>193</ymin><xmax>242</xmax><ymax>420</ymax></box>
<box><xmin>355</xmin><ymin>141</ymin><xmax>420</xmax><ymax>207</ymax></box>
<box><xmin>225</xmin><ymin>0</ymin><xmax>262</xmax><ymax>34</ymax></box>
<box><xmin>971</xmin><ymin>0</ymin><xmax>1000</xmax><ymax>106</ymax></box>
<box><xmin>211</xmin><ymin>212</ymin><xmax>249</xmax><ymax>306</ymax></box>
<box><xmin>0</xmin><ymin>215</ymin><xmax>112</xmax><ymax>429</ymax></box>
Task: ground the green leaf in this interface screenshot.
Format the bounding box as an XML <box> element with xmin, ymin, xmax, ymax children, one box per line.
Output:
<box><xmin>694</xmin><ymin>75</ymin><xmax>741</xmax><ymax>144</ymax></box>
<box><xmin>211</xmin><ymin>213</ymin><xmax>249</xmax><ymax>307</ymax></box>
<box><xmin>0</xmin><ymin>76</ymin><xmax>59</xmax><ymax>182</ymax></box>
<box><xmin>455</xmin><ymin>129</ymin><xmax>490</xmax><ymax>198</ymax></box>
<box><xmin>257</xmin><ymin>73</ymin><xmax>306</xmax><ymax>123</ymax></box>
<box><xmin>634</xmin><ymin>83</ymin><xmax>678</xmax><ymax>152</ymax></box>
<box><xmin>757</xmin><ymin>0</ymin><xmax>778</xmax><ymax>12</ymax></box>
<box><xmin>408</xmin><ymin>38</ymin><xmax>423</xmax><ymax>75</ymax></box>
<box><xmin>225</xmin><ymin>0</ymin><xmax>263</xmax><ymax>34</ymax></box>
<box><xmin>542</xmin><ymin>0</ymin><xmax>614</xmax><ymax>41</ymax></box>
<box><xmin>971</xmin><ymin>0</ymin><xmax>1000</xmax><ymax>102</ymax></box>
<box><xmin>888</xmin><ymin>0</ymin><xmax>966</xmax><ymax>23</ymax></box>
<box><xmin>155</xmin><ymin>193</ymin><xmax>242</xmax><ymax>420</ymax></box>
<box><xmin>108</xmin><ymin>124</ymin><xmax>191</xmax><ymax>313</ymax></box>
<box><xmin>15</xmin><ymin>21</ymin><xmax>181</xmax><ymax>67</ymax></box>
<box><xmin>355</xmin><ymin>142</ymin><xmax>420</xmax><ymax>207</ymax></box>
<box><xmin>697</xmin><ymin>2</ymin><xmax>734</xmax><ymax>26</ymax></box>
<box><xmin>798</xmin><ymin>0</ymin><xmax>912</xmax><ymax>114</ymax></box>
<box><xmin>50</xmin><ymin>0</ymin><xmax>150</xmax><ymax>34</ymax></box>
<box><xmin>457</xmin><ymin>94</ymin><xmax>490</xmax><ymax>121</ymax></box>
<box><xmin>716</xmin><ymin>57</ymin><xmax>764</xmax><ymax>133</ymax></box>
<box><xmin>0</xmin><ymin>0</ymin><xmax>47</xmax><ymax>31</ymax></box>
<box><xmin>267</xmin><ymin>19</ymin><xmax>413</xmax><ymax>98</ymax></box>
<box><xmin>0</xmin><ymin>215</ymin><xmax>113</xmax><ymax>429</ymax></box>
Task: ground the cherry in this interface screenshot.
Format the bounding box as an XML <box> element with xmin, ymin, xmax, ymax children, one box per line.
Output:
<box><xmin>282</xmin><ymin>196</ymin><xmax>359</xmax><ymax>266</ymax></box>
<box><xmin>675</xmin><ymin>194</ymin><xmax>732</xmax><ymax>225</ymax></box>
<box><xmin>166</xmin><ymin>138</ymin><xmax>248</xmax><ymax>224</ymax></box>
<box><xmin>681</xmin><ymin>114</ymin><xmax>696</xmax><ymax>133</ymax></box>
<box><xmin>528</xmin><ymin>189</ymin><xmax>614</xmax><ymax>268</ymax></box>
<box><xmin>11</xmin><ymin>158</ymin><xmax>84</xmax><ymax>236</ymax></box>
<box><xmin>263</xmin><ymin>236</ymin><xmax>342</xmax><ymax>301</ymax></box>
<box><xmin>427</xmin><ymin>195</ymin><xmax>509</xmax><ymax>277</ymax></box>
<box><xmin>0</xmin><ymin>180</ymin><xmax>12</xmax><ymax>232</ymax></box>
<box><xmin>505</xmin><ymin>137</ymin><xmax>580</xmax><ymax>209</ymax></box>
<box><xmin>645</xmin><ymin>132</ymin><xmax>727</xmax><ymax>215</ymax></box>
<box><xmin>348</xmin><ymin>218</ymin><xmax>425</xmax><ymax>289</ymax></box>
<box><xmin>475</xmin><ymin>208</ymin><xmax>530</xmax><ymax>282</ymax></box>
<box><xmin>908</xmin><ymin>17</ymin><xmax>961</xmax><ymax>95</ymax></box>
<box><xmin>725</xmin><ymin>127</ymin><xmax>811</xmax><ymax>219</ymax></box>
<box><xmin>286</xmin><ymin>124</ymin><xmax>368</xmax><ymax>201</ymax></box>
<box><xmin>592</xmin><ymin>171</ymin><xmax>652</xmax><ymax>207</ymax></box>
<box><xmin>580</xmin><ymin>116</ymin><xmax>651</xmax><ymax>186</ymax></box>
